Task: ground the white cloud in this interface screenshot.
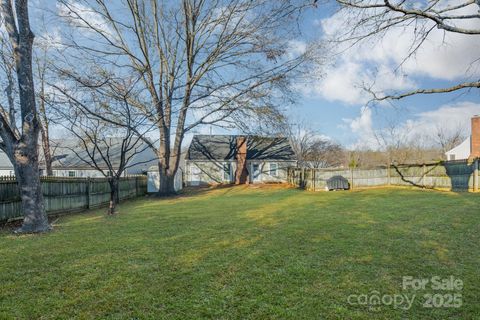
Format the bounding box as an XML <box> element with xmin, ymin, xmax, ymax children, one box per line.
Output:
<box><xmin>314</xmin><ymin>62</ymin><xmax>367</xmax><ymax>104</ymax></box>
<box><xmin>310</xmin><ymin>1</ymin><xmax>480</xmax><ymax>105</ymax></box>
<box><xmin>57</xmin><ymin>1</ymin><xmax>114</xmax><ymax>37</ymax></box>
<box><xmin>410</xmin><ymin>101</ymin><xmax>480</xmax><ymax>134</ymax></box>
<box><xmin>346</xmin><ymin>101</ymin><xmax>480</xmax><ymax>150</ymax></box>
<box><xmin>305</xmin><ymin>61</ymin><xmax>417</xmax><ymax>105</ymax></box>
<box><xmin>349</xmin><ymin>107</ymin><xmax>372</xmax><ymax>134</ymax></box>
<box><xmin>287</xmin><ymin>40</ymin><xmax>307</xmax><ymax>58</ymax></box>
<box><xmin>343</xmin><ymin>107</ymin><xmax>377</xmax><ymax>148</ymax></box>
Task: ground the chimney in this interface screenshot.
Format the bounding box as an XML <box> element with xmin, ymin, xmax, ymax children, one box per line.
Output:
<box><xmin>235</xmin><ymin>136</ymin><xmax>248</xmax><ymax>184</ymax></box>
<box><xmin>470</xmin><ymin>115</ymin><xmax>480</xmax><ymax>159</ymax></box>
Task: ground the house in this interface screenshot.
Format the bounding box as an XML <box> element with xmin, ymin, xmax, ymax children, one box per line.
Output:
<box><xmin>445</xmin><ymin>137</ymin><xmax>470</xmax><ymax>161</ymax></box>
<box><xmin>0</xmin><ymin>151</ymin><xmax>15</xmax><ymax>176</ymax></box>
<box><xmin>49</xmin><ymin>138</ymin><xmax>157</xmax><ymax>177</ymax></box>
<box><xmin>185</xmin><ymin>135</ymin><xmax>297</xmax><ymax>186</ymax></box>
<box><xmin>445</xmin><ymin>115</ymin><xmax>480</xmax><ymax>161</ymax></box>
<box><xmin>0</xmin><ymin>138</ymin><xmax>157</xmax><ymax>178</ymax></box>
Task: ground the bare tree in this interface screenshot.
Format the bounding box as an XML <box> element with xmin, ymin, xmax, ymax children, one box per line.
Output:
<box><xmin>287</xmin><ymin>121</ymin><xmax>319</xmax><ymax>166</ymax></box>
<box><xmin>56</xmin><ymin>77</ymin><xmax>155</xmax><ymax>215</ymax></box>
<box><xmin>432</xmin><ymin>123</ymin><xmax>467</xmax><ymax>155</ymax></box>
<box><xmin>373</xmin><ymin>116</ymin><xmax>414</xmax><ymax>165</ymax></box>
<box><xmin>363</xmin><ymin>113</ymin><xmax>444</xmax><ymax>166</ymax></box>
<box><xmin>52</xmin><ymin>0</ymin><xmax>319</xmax><ymax>195</ymax></box>
<box><xmin>287</xmin><ymin>121</ymin><xmax>344</xmax><ymax>167</ymax></box>
<box><xmin>305</xmin><ymin>138</ymin><xmax>344</xmax><ymax>168</ymax></box>
<box><xmin>0</xmin><ymin>0</ymin><xmax>50</xmax><ymax>233</ymax></box>
<box><xmin>64</xmin><ymin>119</ymin><xmax>149</xmax><ymax>215</ymax></box>
<box><xmin>331</xmin><ymin>0</ymin><xmax>480</xmax><ymax>100</ymax></box>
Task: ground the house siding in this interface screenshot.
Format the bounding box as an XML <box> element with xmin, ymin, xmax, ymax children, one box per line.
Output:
<box><xmin>445</xmin><ymin>136</ymin><xmax>470</xmax><ymax>161</ymax></box>
<box><xmin>0</xmin><ymin>169</ymin><xmax>14</xmax><ymax>176</ymax></box>
<box><xmin>185</xmin><ymin>160</ymin><xmax>296</xmax><ymax>186</ymax></box>
<box><xmin>185</xmin><ymin>160</ymin><xmax>237</xmax><ymax>186</ymax></box>
<box><xmin>51</xmin><ymin>169</ymin><xmax>131</xmax><ymax>178</ymax></box>
<box><xmin>247</xmin><ymin>160</ymin><xmax>295</xmax><ymax>183</ymax></box>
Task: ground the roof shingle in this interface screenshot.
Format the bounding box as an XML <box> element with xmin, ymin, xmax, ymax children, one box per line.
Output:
<box><xmin>187</xmin><ymin>135</ymin><xmax>296</xmax><ymax>161</ymax></box>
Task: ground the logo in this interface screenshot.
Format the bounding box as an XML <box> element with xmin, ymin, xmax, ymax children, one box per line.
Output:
<box><xmin>347</xmin><ymin>276</ymin><xmax>463</xmax><ymax>311</ymax></box>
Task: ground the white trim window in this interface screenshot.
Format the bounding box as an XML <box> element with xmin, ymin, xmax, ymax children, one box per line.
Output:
<box><xmin>223</xmin><ymin>162</ymin><xmax>231</xmax><ymax>182</ymax></box>
<box><xmin>270</xmin><ymin>163</ymin><xmax>278</xmax><ymax>176</ymax></box>
<box><xmin>68</xmin><ymin>171</ymin><xmax>76</xmax><ymax>177</ymax></box>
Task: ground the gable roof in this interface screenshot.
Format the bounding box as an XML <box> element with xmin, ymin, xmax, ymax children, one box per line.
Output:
<box><xmin>445</xmin><ymin>136</ymin><xmax>470</xmax><ymax>159</ymax></box>
<box><xmin>187</xmin><ymin>135</ymin><xmax>296</xmax><ymax>161</ymax></box>
<box><xmin>51</xmin><ymin>138</ymin><xmax>157</xmax><ymax>173</ymax></box>
<box><xmin>0</xmin><ymin>138</ymin><xmax>158</xmax><ymax>174</ymax></box>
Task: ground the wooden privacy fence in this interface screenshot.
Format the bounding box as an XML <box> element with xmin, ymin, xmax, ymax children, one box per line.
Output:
<box><xmin>0</xmin><ymin>175</ymin><xmax>148</xmax><ymax>221</ymax></box>
<box><xmin>288</xmin><ymin>159</ymin><xmax>480</xmax><ymax>192</ymax></box>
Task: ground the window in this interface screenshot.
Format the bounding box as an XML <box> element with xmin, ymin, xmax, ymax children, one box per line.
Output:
<box><xmin>270</xmin><ymin>163</ymin><xmax>278</xmax><ymax>176</ymax></box>
<box><xmin>449</xmin><ymin>154</ymin><xmax>456</xmax><ymax>161</ymax></box>
<box><xmin>223</xmin><ymin>163</ymin><xmax>231</xmax><ymax>181</ymax></box>
<box><xmin>68</xmin><ymin>171</ymin><xmax>76</xmax><ymax>177</ymax></box>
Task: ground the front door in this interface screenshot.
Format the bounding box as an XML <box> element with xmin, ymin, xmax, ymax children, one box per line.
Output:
<box><xmin>251</xmin><ymin>163</ymin><xmax>261</xmax><ymax>183</ymax></box>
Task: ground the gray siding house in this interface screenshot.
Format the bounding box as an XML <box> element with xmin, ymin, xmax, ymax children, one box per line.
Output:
<box><xmin>0</xmin><ymin>151</ymin><xmax>14</xmax><ymax>176</ymax></box>
<box><xmin>185</xmin><ymin>135</ymin><xmax>297</xmax><ymax>186</ymax></box>
<box><xmin>50</xmin><ymin>139</ymin><xmax>157</xmax><ymax>177</ymax></box>
<box><xmin>0</xmin><ymin>138</ymin><xmax>157</xmax><ymax>178</ymax></box>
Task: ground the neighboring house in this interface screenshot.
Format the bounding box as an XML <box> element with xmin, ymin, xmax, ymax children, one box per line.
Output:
<box><xmin>50</xmin><ymin>138</ymin><xmax>157</xmax><ymax>177</ymax></box>
<box><xmin>0</xmin><ymin>151</ymin><xmax>15</xmax><ymax>176</ymax></box>
<box><xmin>185</xmin><ymin>135</ymin><xmax>297</xmax><ymax>186</ymax></box>
<box><xmin>445</xmin><ymin>115</ymin><xmax>480</xmax><ymax>161</ymax></box>
<box><xmin>445</xmin><ymin>136</ymin><xmax>470</xmax><ymax>161</ymax></box>
<box><xmin>0</xmin><ymin>138</ymin><xmax>157</xmax><ymax>178</ymax></box>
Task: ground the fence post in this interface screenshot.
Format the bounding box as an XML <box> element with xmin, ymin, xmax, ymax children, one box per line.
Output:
<box><xmin>312</xmin><ymin>169</ymin><xmax>316</xmax><ymax>191</ymax></box>
<box><xmin>350</xmin><ymin>167</ymin><xmax>354</xmax><ymax>190</ymax></box>
<box><xmin>474</xmin><ymin>158</ymin><xmax>479</xmax><ymax>192</ymax></box>
<box><xmin>387</xmin><ymin>164</ymin><xmax>391</xmax><ymax>186</ymax></box>
<box><xmin>86</xmin><ymin>177</ymin><xmax>91</xmax><ymax>209</ymax></box>
<box><xmin>135</xmin><ymin>176</ymin><xmax>139</xmax><ymax>196</ymax></box>
<box><xmin>422</xmin><ymin>164</ymin><xmax>426</xmax><ymax>188</ymax></box>
<box><xmin>301</xmin><ymin>168</ymin><xmax>305</xmax><ymax>189</ymax></box>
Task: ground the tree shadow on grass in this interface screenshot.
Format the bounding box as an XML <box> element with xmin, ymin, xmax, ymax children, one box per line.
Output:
<box><xmin>2</xmin><ymin>188</ymin><xmax>479</xmax><ymax>319</ymax></box>
<box><xmin>392</xmin><ymin>160</ymin><xmax>477</xmax><ymax>192</ymax></box>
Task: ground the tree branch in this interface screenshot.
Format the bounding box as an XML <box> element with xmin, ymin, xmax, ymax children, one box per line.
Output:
<box><xmin>370</xmin><ymin>81</ymin><xmax>480</xmax><ymax>101</ymax></box>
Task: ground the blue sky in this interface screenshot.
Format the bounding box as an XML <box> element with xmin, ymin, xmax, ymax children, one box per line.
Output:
<box><xmin>288</xmin><ymin>2</ymin><xmax>480</xmax><ymax>149</ymax></box>
<box><xmin>30</xmin><ymin>1</ymin><xmax>480</xmax><ymax>150</ymax></box>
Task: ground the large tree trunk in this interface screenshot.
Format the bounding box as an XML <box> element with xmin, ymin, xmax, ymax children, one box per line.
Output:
<box><xmin>156</xmin><ymin>132</ymin><xmax>178</xmax><ymax>196</ymax></box>
<box><xmin>14</xmin><ymin>148</ymin><xmax>50</xmax><ymax>233</ymax></box>
<box><xmin>157</xmin><ymin>160</ymin><xmax>177</xmax><ymax>196</ymax></box>
<box><xmin>1</xmin><ymin>0</ymin><xmax>51</xmax><ymax>233</ymax></box>
<box><xmin>107</xmin><ymin>177</ymin><xmax>119</xmax><ymax>215</ymax></box>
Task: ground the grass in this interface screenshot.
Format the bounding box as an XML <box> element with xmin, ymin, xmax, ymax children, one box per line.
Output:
<box><xmin>1</xmin><ymin>185</ymin><xmax>479</xmax><ymax>319</ymax></box>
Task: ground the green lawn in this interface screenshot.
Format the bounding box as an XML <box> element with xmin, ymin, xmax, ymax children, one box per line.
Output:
<box><xmin>1</xmin><ymin>186</ymin><xmax>479</xmax><ymax>319</ymax></box>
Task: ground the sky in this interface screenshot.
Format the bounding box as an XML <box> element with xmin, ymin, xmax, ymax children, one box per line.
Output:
<box><xmin>27</xmin><ymin>0</ymin><xmax>480</xmax><ymax>151</ymax></box>
<box><xmin>289</xmin><ymin>1</ymin><xmax>480</xmax><ymax>149</ymax></box>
